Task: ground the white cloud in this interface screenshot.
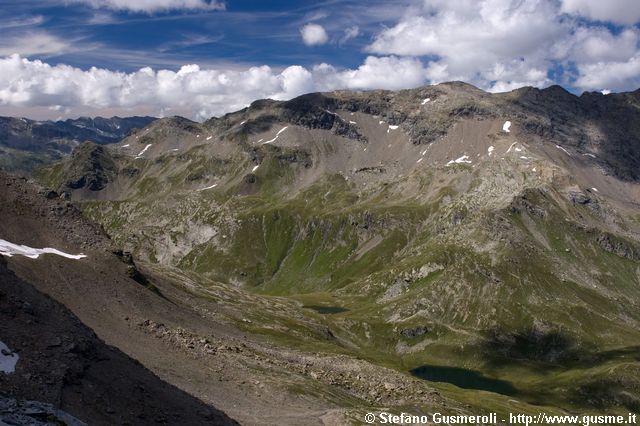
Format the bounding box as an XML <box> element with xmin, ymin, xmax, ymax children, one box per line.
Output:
<box><xmin>0</xmin><ymin>54</ymin><xmax>430</xmax><ymax>121</ymax></box>
<box><xmin>0</xmin><ymin>32</ymin><xmax>70</xmax><ymax>57</ymax></box>
<box><xmin>574</xmin><ymin>55</ymin><xmax>640</xmax><ymax>91</ymax></box>
<box><xmin>560</xmin><ymin>0</ymin><xmax>640</xmax><ymax>25</ymax></box>
<box><xmin>339</xmin><ymin>26</ymin><xmax>360</xmax><ymax>45</ymax></box>
<box><xmin>365</xmin><ymin>0</ymin><xmax>640</xmax><ymax>92</ymax></box>
<box><xmin>564</xmin><ymin>27</ymin><xmax>640</xmax><ymax>64</ymax></box>
<box><xmin>0</xmin><ymin>15</ymin><xmax>45</xmax><ymax>29</ymax></box>
<box><xmin>300</xmin><ymin>23</ymin><xmax>329</xmax><ymax>46</ymax></box>
<box><xmin>315</xmin><ymin>56</ymin><xmax>428</xmax><ymax>91</ymax></box>
<box><xmin>367</xmin><ymin>0</ymin><xmax>565</xmax><ymax>89</ymax></box>
<box><xmin>72</xmin><ymin>0</ymin><xmax>225</xmax><ymax>13</ymax></box>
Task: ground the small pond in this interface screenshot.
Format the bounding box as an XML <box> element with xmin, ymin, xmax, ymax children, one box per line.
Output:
<box><xmin>303</xmin><ymin>305</ymin><xmax>349</xmax><ymax>314</ymax></box>
<box><xmin>410</xmin><ymin>365</ymin><xmax>517</xmax><ymax>396</ymax></box>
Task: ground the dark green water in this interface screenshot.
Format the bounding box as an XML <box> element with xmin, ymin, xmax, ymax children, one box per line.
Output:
<box><xmin>410</xmin><ymin>365</ymin><xmax>517</xmax><ymax>396</ymax></box>
<box><xmin>303</xmin><ymin>305</ymin><xmax>349</xmax><ymax>314</ymax></box>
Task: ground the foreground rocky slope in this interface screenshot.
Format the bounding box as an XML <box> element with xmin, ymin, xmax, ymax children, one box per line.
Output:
<box><xmin>34</xmin><ymin>82</ymin><xmax>640</xmax><ymax>420</ymax></box>
<box><xmin>0</xmin><ymin>255</ymin><xmax>237</xmax><ymax>426</ymax></box>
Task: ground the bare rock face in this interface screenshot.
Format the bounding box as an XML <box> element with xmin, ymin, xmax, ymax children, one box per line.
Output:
<box><xmin>400</xmin><ymin>326</ymin><xmax>430</xmax><ymax>338</ymax></box>
<box><xmin>0</xmin><ymin>397</ymin><xmax>87</xmax><ymax>426</ymax></box>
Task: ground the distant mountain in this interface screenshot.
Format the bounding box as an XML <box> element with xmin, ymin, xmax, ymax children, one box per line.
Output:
<box><xmin>0</xmin><ymin>115</ymin><xmax>156</xmax><ymax>175</ymax></box>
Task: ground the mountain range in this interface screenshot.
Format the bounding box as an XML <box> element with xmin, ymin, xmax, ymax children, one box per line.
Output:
<box><xmin>2</xmin><ymin>82</ymin><xmax>640</xmax><ymax>424</ymax></box>
<box><xmin>0</xmin><ymin>115</ymin><xmax>156</xmax><ymax>175</ymax></box>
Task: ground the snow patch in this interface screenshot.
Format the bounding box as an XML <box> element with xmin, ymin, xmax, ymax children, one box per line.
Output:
<box><xmin>240</xmin><ymin>120</ymin><xmax>246</xmax><ymax>125</ymax></box>
<box><xmin>503</xmin><ymin>121</ymin><xmax>512</xmax><ymax>133</ymax></box>
<box><xmin>505</xmin><ymin>142</ymin><xmax>517</xmax><ymax>154</ymax></box>
<box><xmin>555</xmin><ymin>145</ymin><xmax>571</xmax><ymax>156</ymax></box>
<box><xmin>252</xmin><ymin>165</ymin><xmax>259</xmax><ymax>173</ymax></box>
<box><xmin>583</xmin><ymin>153</ymin><xmax>596</xmax><ymax>158</ymax></box>
<box><xmin>532</xmin><ymin>167</ymin><xmax>537</xmax><ymax>172</ymax></box>
<box><xmin>122</xmin><ymin>144</ymin><xmax>130</xmax><ymax>148</ymax></box>
<box><xmin>0</xmin><ymin>239</ymin><xmax>87</xmax><ymax>260</ymax></box>
<box><xmin>520</xmin><ymin>156</ymin><xmax>529</xmax><ymax>160</ymax></box>
<box><xmin>196</xmin><ymin>134</ymin><xmax>200</xmax><ymax>138</ymax></box>
<box><xmin>135</xmin><ymin>144</ymin><xmax>152</xmax><ymax>158</ymax></box>
<box><xmin>515</xmin><ymin>147</ymin><xmax>522</xmax><ymax>152</ymax></box>
<box><xmin>379</xmin><ymin>120</ymin><xmax>384</xmax><ymax>125</ymax></box>
<box><xmin>601</xmin><ymin>89</ymin><xmax>611</xmax><ymax>95</ymax></box>
<box><xmin>488</xmin><ymin>146</ymin><xmax>495</xmax><ymax>156</ymax></box>
<box><xmin>198</xmin><ymin>183</ymin><xmax>218</xmax><ymax>191</ymax></box>
<box><xmin>417</xmin><ymin>158</ymin><xmax>423</xmax><ymax>163</ymax></box>
<box><xmin>592</xmin><ymin>187</ymin><xmax>599</xmax><ymax>192</ymax></box>
<box><xmin>206</xmin><ymin>136</ymin><xmax>213</xmax><ymax>141</ymax></box>
<box><xmin>349</xmin><ymin>121</ymin><xmax>357</xmax><ymax>124</ymax></box>
<box><xmin>421</xmin><ymin>98</ymin><xmax>431</xmax><ymax>105</ymax></box>
<box><xmin>388</xmin><ymin>125</ymin><xmax>399</xmax><ymax>130</ymax></box>
<box><xmin>263</xmin><ymin>126</ymin><xmax>288</xmax><ymax>144</ymax></box>
<box><xmin>446</xmin><ymin>155</ymin><xmax>472</xmax><ymax>166</ymax></box>
<box><xmin>0</xmin><ymin>341</ymin><xmax>18</xmax><ymax>374</ymax></box>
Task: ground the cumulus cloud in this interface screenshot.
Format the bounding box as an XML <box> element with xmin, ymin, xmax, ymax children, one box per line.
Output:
<box><xmin>300</xmin><ymin>23</ymin><xmax>329</xmax><ymax>46</ymax></box>
<box><xmin>560</xmin><ymin>0</ymin><xmax>640</xmax><ymax>25</ymax></box>
<box><xmin>365</xmin><ymin>0</ymin><xmax>640</xmax><ymax>92</ymax></box>
<box><xmin>315</xmin><ymin>56</ymin><xmax>428</xmax><ymax>91</ymax></box>
<box><xmin>71</xmin><ymin>0</ymin><xmax>225</xmax><ymax>13</ymax></box>
<box><xmin>367</xmin><ymin>0</ymin><xmax>564</xmax><ymax>90</ymax></box>
<box><xmin>0</xmin><ymin>54</ymin><xmax>431</xmax><ymax>121</ymax></box>
<box><xmin>574</xmin><ymin>55</ymin><xmax>640</xmax><ymax>91</ymax></box>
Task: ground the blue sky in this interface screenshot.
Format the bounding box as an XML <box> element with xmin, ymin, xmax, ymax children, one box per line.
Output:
<box><xmin>1</xmin><ymin>0</ymin><xmax>640</xmax><ymax>120</ymax></box>
<box><xmin>0</xmin><ymin>0</ymin><xmax>403</xmax><ymax>70</ymax></box>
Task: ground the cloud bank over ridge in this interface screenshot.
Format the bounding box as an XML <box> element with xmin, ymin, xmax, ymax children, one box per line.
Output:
<box><xmin>1</xmin><ymin>0</ymin><xmax>640</xmax><ymax>120</ymax></box>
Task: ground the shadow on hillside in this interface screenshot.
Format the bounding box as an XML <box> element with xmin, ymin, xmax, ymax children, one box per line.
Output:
<box><xmin>472</xmin><ymin>326</ymin><xmax>640</xmax><ymax>409</ymax></box>
<box><xmin>480</xmin><ymin>327</ymin><xmax>640</xmax><ymax>370</ymax></box>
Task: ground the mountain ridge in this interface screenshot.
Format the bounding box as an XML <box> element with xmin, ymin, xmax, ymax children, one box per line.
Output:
<box><xmin>17</xmin><ymin>81</ymin><xmax>640</xmax><ymax>422</ymax></box>
<box><xmin>0</xmin><ymin>115</ymin><xmax>156</xmax><ymax>175</ymax></box>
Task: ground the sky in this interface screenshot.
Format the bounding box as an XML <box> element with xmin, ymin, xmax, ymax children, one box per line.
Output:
<box><xmin>1</xmin><ymin>0</ymin><xmax>640</xmax><ymax>121</ymax></box>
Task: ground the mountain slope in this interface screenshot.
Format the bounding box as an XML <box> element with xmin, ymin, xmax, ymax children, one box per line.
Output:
<box><xmin>38</xmin><ymin>83</ymin><xmax>640</xmax><ymax>418</ymax></box>
<box><xmin>0</xmin><ymin>255</ymin><xmax>237</xmax><ymax>426</ymax></box>
<box><xmin>1</xmin><ymin>173</ymin><xmax>476</xmax><ymax>425</ymax></box>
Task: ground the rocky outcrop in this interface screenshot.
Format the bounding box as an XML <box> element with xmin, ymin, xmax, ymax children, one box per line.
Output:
<box><xmin>0</xmin><ymin>397</ymin><xmax>87</xmax><ymax>426</ymax></box>
<box><xmin>62</xmin><ymin>142</ymin><xmax>117</xmax><ymax>191</ymax></box>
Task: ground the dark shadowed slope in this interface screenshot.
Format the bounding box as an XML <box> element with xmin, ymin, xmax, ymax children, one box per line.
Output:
<box><xmin>0</xmin><ymin>256</ymin><xmax>238</xmax><ymax>426</ymax></box>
